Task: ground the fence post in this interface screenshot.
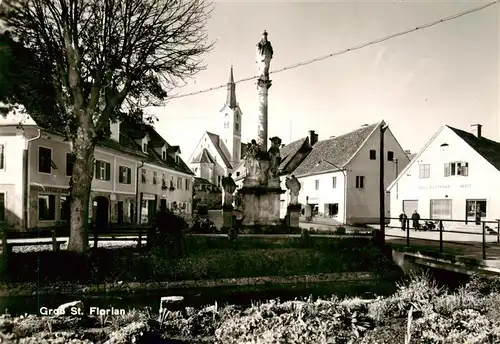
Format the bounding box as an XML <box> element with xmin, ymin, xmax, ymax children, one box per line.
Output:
<box><xmin>51</xmin><ymin>229</ymin><xmax>59</xmax><ymax>252</ymax></box>
<box><xmin>137</xmin><ymin>227</ymin><xmax>142</xmax><ymax>249</ymax></box>
<box><xmin>497</xmin><ymin>220</ymin><xmax>499</xmax><ymax>244</ymax></box>
<box><xmin>93</xmin><ymin>225</ymin><xmax>98</xmax><ymax>249</ymax></box>
<box><xmin>482</xmin><ymin>221</ymin><xmax>486</xmax><ymax>260</ymax></box>
<box><xmin>406</xmin><ymin>218</ymin><xmax>410</xmax><ymax>247</ymax></box>
<box><xmin>439</xmin><ymin>220</ymin><xmax>443</xmax><ymax>253</ymax></box>
<box><xmin>2</xmin><ymin>229</ymin><xmax>8</xmax><ymax>260</ymax></box>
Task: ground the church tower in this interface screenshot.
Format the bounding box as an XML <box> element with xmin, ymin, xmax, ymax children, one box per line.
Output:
<box><xmin>220</xmin><ymin>66</ymin><xmax>242</xmax><ymax>168</ymax></box>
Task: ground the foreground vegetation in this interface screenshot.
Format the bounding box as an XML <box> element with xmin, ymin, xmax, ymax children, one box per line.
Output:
<box><xmin>0</xmin><ymin>236</ymin><xmax>399</xmax><ymax>284</ymax></box>
<box><xmin>0</xmin><ymin>273</ymin><xmax>499</xmax><ymax>343</ymax></box>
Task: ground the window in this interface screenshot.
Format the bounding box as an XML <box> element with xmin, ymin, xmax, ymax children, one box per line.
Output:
<box><xmin>236</xmin><ymin>171</ymin><xmax>240</xmax><ymax>177</ymax></box>
<box><xmin>236</xmin><ymin>114</ymin><xmax>239</xmax><ymax>120</ymax></box>
<box><xmin>235</xmin><ymin>123</ymin><xmax>239</xmax><ymax>131</ymax></box>
<box><xmin>217</xmin><ymin>175</ymin><xmax>221</xmax><ymax>186</ymax></box>
<box><xmin>369</xmin><ymin>150</ymin><xmax>376</xmax><ymax>160</ymax></box>
<box><xmin>38</xmin><ymin>194</ymin><xmax>56</xmax><ymax>220</ymax></box>
<box><xmin>143</xmin><ymin>142</ymin><xmax>148</xmax><ymax>153</ymax></box>
<box><xmin>355</xmin><ymin>176</ymin><xmax>365</xmax><ymax>189</ymax></box>
<box><xmin>444</xmin><ymin>162</ymin><xmax>469</xmax><ymax>177</ymax></box>
<box><xmin>388</xmin><ymin>151</ymin><xmax>394</xmax><ymax>161</ymax></box>
<box><xmin>224</xmin><ymin>122</ymin><xmax>229</xmax><ymax>129</ymax></box>
<box><xmin>177</xmin><ymin>177</ymin><xmax>182</xmax><ymax>190</ymax></box>
<box><xmin>332</xmin><ymin>176</ymin><xmax>337</xmax><ymax>188</ymax></box>
<box><xmin>326</xmin><ymin>203</ymin><xmax>339</xmax><ymax>216</ymax></box>
<box><xmin>185</xmin><ymin>179</ymin><xmax>190</xmax><ymax>191</ymax></box>
<box><xmin>38</xmin><ymin>147</ymin><xmax>53</xmax><ymax>174</ymax></box>
<box><xmin>66</xmin><ymin>153</ymin><xmax>75</xmax><ymax>176</ymax></box>
<box><xmin>0</xmin><ymin>144</ymin><xmax>4</xmax><ymax>169</ymax></box>
<box><xmin>153</xmin><ymin>171</ymin><xmax>158</xmax><ymax>185</ymax></box>
<box><xmin>175</xmin><ymin>156</ymin><xmax>179</xmax><ymax>163</ymax></box>
<box><xmin>466</xmin><ymin>200</ymin><xmax>486</xmax><ymax>218</ymax></box>
<box><xmin>118</xmin><ymin>166</ymin><xmax>132</xmax><ymax>184</ymax></box>
<box><xmin>430</xmin><ymin>199</ymin><xmax>452</xmax><ymax>220</ymax></box>
<box><xmin>419</xmin><ymin>164</ymin><xmax>430</xmax><ymax>178</ymax></box>
<box><xmin>95</xmin><ymin>160</ymin><xmax>111</xmax><ymax>180</ymax></box>
<box><xmin>162</xmin><ymin>174</ymin><xmax>167</xmax><ymax>187</ymax></box>
<box><xmin>0</xmin><ymin>193</ymin><xmax>4</xmax><ymax>221</ymax></box>
<box><xmin>162</xmin><ymin>150</ymin><xmax>167</xmax><ymax>160</ymax></box>
<box><xmin>60</xmin><ymin>195</ymin><xmax>71</xmax><ymax>221</ymax></box>
<box><xmin>315</xmin><ymin>180</ymin><xmax>319</xmax><ymax>190</ymax></box>
<box><xmin>141</xmin><ymin>169</ymin><xmax>147</xmax><ymax>183</ymax></box>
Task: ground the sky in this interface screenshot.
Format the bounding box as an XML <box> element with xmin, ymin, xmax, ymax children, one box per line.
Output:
<box><xmin>148</xmin><ymin>0</ymin><xmax>499</xmax><ymax>162</ymax></box>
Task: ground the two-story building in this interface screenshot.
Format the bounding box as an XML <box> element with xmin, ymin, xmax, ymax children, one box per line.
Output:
<box><xmin>287</xmin><ymin>121</ymin><xmax>409</xmax><ymax>225</ymax></box>
<box><xmin>0</xmin><ymin>109</ymin><xmax>194</xmax><ymax>231</ymax></box>
<box><xmin>387</xmin><ymin>124</ymin><xmax>500</xmax><ymax>225</ymax></box>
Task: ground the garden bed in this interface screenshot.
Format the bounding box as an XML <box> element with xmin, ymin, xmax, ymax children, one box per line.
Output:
<box><xmin>0</xmin><ymin>236</ymin><xmax>401</xmax><ymax>286</ymax></box>
<box><xmin>1</xmin><ymin>274</ymin><xmax>499</xmax><ymax>343</ymax></box>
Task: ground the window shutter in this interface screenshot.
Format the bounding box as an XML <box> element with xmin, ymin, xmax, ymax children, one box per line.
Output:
<box><xmin>118</xmin><ymin>167</ymin><xmax>123</xmax><ymax>183</ymax></box>
<box><xmin>106</xmin><ymin>162</ymin><xmax>111</xmax><ymax>180</ymax></box>
<box><xmin>95</xmin><ymin>161</ymin><xmax>100</xmax><ymax>178</ymax></box>
<box><xmin>127</xmin><ymin>168</ymin><xmax>131</xmax><ymax>184</ymax></box>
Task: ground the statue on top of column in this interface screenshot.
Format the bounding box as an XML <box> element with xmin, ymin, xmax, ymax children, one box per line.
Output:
<box><xmin>256</xmin><ymin>30</ymin><xmax>273</xmax><ymax>81</ymax></box>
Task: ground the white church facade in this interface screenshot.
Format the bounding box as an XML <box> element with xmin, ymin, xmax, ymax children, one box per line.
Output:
<box><xmin>188</xmin><ymin>67</ymin><xmax>247</xmax><ymax>187</ymax></box>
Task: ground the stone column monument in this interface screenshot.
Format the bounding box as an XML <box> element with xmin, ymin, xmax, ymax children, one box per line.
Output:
<box><xmin>256</xmin><ymin>30</ymin><xmax>273</xmax><ymax>151</ymax></box>
<box><xmin>239</xmin><ymin>31</ymin><xmax>285</xmax><ymax>232</ymax></box>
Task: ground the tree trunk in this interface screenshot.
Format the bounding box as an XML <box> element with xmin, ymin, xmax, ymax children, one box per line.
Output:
<box><xmin>67</xmin><ymin>128</ymin><xmax>95</xmax><ymax>253</ymax></box>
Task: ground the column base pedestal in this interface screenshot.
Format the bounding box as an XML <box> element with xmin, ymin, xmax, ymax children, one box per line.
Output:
<box><xmin>286</xmin><ymin>204</ymin><xmax>301</xmax><ymax>228</ymax></box>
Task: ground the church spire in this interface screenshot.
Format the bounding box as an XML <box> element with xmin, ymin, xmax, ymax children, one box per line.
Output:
<box><xmin>226</xmin><ymin>65</ymin><xmax>237</xmax><ymax>109</ymax></box>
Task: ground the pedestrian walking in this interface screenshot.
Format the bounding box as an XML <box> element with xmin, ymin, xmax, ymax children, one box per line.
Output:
<box><xmin>399</xmin><ymin>211</ymin><xmax>408</xmax><ymax>231</ymax></box>
<box><xmin>411</xmin><ymin>210</ymin><xmax>421</xmax><ymax>230</ymax></box>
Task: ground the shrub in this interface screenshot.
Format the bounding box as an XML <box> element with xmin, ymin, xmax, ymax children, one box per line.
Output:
<box><xmin>335</xmin><ymin>227</ymin><xmax>346</xmax><ymax>235</ymax></box>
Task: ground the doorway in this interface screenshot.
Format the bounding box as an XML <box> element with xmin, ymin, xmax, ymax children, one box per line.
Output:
<box><xmin>466</xmin><ymin>199</ymin><xmax>486</xmax><ymax>224</ymax></box>
<box><xmin>117</xmin><ymin>201</ymin><xmax>124</xmax><ymax>225</ymax></box>
<box><xmin>93</xmin><ymin>196</ymin><xmax>109</xmax><ymax>231</ymax></box>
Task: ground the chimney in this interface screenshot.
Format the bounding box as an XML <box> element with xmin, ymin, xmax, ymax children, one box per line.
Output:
<box><xmin>110</xmin><ymin>119</ymin><xmax>121</xmax><ymax>142</ymax></box>
<box><xmin>471</xmin><ymin>124</ymin><xmax>482</xmax><ymax>139</ymax></box>
<box><xmin>308</xmin><ymin>130</ymin><xmax>318</xmax><ymax>146</ymax></box>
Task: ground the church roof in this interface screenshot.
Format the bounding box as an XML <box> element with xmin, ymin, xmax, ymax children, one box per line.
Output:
<box><xmin>206</xmin><ymin>131</ymin><xmax>232</xmax><ymax>168</ymax></box>
<box><xmin>191</xmin><ymin>148</ymin><xmax>216</xmax><ymax>164</ymax></box>
<box><xmin>293</xmin><ymin>122</ymin><xmax>380</xmax><ymax>177</ymax></box>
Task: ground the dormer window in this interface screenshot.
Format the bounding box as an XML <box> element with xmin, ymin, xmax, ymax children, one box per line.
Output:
<box><xmin>143</xmin><ymin>142</ymin><xmax>148</xmax><ymax>153</ymax></box>
<box><xmin>175</xmin><ymin>156</ymin><xmax>179</xmax><ymax>163</ymax></box>
<box><xmin>162</xmin><ymin>150</ymin><xmax>167</xmax><ymax>160</ymax></box>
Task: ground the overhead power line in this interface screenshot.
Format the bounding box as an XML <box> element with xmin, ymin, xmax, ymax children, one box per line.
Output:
<box><xmin>165</xmin><ymin>0</ymin><xmax>498</xmax><ymax>101</ymax></box>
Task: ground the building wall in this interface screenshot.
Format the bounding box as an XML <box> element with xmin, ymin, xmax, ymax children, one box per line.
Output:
<box><xmin>0</xmin><ymin>129</ymin><xmax>26</xmax><ymax>228</ymax></box>
<box><xmin>346</xmin><ymin>127</ymin><xmax>410</xmax><ymax>224</ymax></box>
<box><xmin>389</xmin><ymin>127</ymin><xmax>500</xmax><ymax>224</ymax></box>
<box><xmin>296</xmin><ymin>171</ymin><xmax>347</xmax><ymax>223</ymax></box>
<box><xmin>0</xmin><ymin>128</ymin><xmax>193</xmax><ymax>229</ymax></box>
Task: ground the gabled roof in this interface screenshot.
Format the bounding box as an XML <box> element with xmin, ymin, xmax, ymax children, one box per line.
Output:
<box><xmin>388</xmin><ymin>125</ymin><xmax>500</xmax><ymax>191</ymax></box>
<box><xmin>279</xmin><ymin>137</ymin><xmax>308</xmax><ymax>171</ymax></box>
<box><xmin>206</xmin><ymin>131</ymin><xmax>232</xmax><ymax>168</ymax></box>
<box><xmin>447</xmin><ymin>126</ymin><xmax>500</xmax><ymax>170</ymax></box>
<box><xmin>191</xmin><ymin>148</ymin><xmax>216</xmax><ymax>164</ymax></box>
<box><xmin>292</xmin><ymin>122</ymin><xmax>380</xmax><ymax>177</ymax></box>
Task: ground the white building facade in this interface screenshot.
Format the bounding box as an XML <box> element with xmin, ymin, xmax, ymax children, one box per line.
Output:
<box><xmin>387</xmin><ymin>125</ymin><xmax>500</xmax><ymax>225</ymax></box>
<box><xmin>289</xmin><ymin>121</ymin><xmax>410</xmax><ymax>225</ymax></box>
<box><xmin>0</xmin><ymin>112</ymin><xmax>194</xmax><ymax>231</ymax></box>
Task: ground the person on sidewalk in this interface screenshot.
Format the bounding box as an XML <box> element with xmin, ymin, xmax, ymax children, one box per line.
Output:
<box><xmin>411</xmin><ymin>210</ymin><xmax>421</xmax><ymax>230</ymax></box>
<box><xmin>399</xmin><ymin>211</ymin><xmax>408</xmax><ymax>231</ymax></box>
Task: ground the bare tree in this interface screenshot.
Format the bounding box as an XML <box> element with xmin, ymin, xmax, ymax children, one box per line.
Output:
<box><xmin>0</xmin><ymin>0</ymin><xmax>214</xmax><ymax>252</ymax></box>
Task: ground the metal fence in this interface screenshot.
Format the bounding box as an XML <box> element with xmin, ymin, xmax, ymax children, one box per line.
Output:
<box><xmin>383</xmin><ymin>216</ymin><xmax>500</xmax><ymax>260</ymax></box>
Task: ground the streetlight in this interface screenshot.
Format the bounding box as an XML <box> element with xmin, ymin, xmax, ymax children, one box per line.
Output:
<box><xmin>315</xmin><ymin>160</ymin><xmax>348</xmax><ymax>225</ymax></box>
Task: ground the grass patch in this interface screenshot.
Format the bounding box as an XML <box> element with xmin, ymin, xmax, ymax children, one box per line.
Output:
<box><xmin>389</xmin><ymin>243</ymin><xmax>465</xmax><ymax>256</ymax></box>
<box><xmin>1</xmin><ymin>236</ymin><xmax>401</xmax><ymax>284</ymax></box>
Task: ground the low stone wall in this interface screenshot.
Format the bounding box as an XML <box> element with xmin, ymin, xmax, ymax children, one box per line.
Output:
<box><xmin>0</xmin><ymin>272</ymin><xmax>375</xmax><ymax>297</ymax></box>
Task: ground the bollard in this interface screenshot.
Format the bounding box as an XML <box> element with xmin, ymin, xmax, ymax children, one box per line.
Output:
<box><xmin>482</xmin><ymin>221</ymin><xmax>486</xmax><ymax>260</ymax></box>
<box><xmin>51</xmin><ymin>229</ymin><xmax>59</xmax><ymax>252</ymax></box>
<box><xmin>439</xmin><ymin>220</ymin><xmax>443</xmax><ymax>253</ymax></box>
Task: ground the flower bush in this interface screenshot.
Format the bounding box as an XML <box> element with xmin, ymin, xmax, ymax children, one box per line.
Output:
<box><xmin>1</xmin><ymin>273</ymin><xmax>500</xmax><ymax>343</ymax></box>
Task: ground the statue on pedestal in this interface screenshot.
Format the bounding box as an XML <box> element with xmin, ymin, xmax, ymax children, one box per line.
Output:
<box><xmin>268</xmin><ymin>136</ymin><xmax>282</xmax><ymax>179</ymax></box>
<box><xmin>221</xmin><ymin>173</ymin><xmax>237</xmax><ymax>207</ymax></box>
<box><xmin>244</xmin><ymin>139</ymin><xmax>261</xmax><ymax>180</ymax></box>
<box><xmin>256</xmin><ymin>30</ymin><xmax>273</xmax><ymax>81</ymax></box>
<box><xmin>285</xmin><ymin>175</ymin><xmax>301</xmax><ymax>205</ymax></box>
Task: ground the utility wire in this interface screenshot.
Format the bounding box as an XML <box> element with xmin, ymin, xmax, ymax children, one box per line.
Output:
<box><xmin>165</xmin><ymin>0</ymin><xmax>498</xmax><ymax>101</ymax></box>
